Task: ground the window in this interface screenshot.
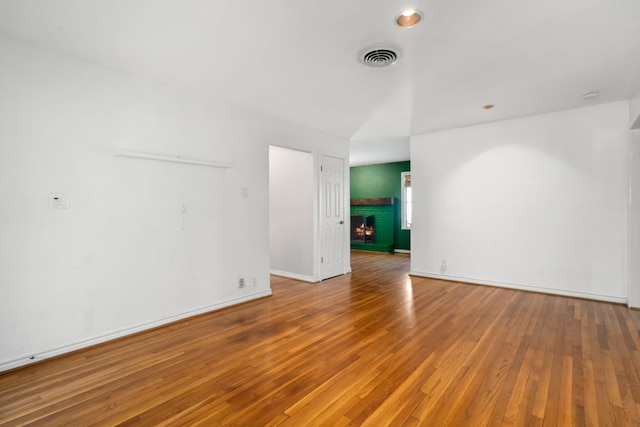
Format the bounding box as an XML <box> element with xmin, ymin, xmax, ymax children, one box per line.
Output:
<box><xmin>401</xmin><ymin>171</ymin><xmax>411</xmax><ymax>230</ymax></box>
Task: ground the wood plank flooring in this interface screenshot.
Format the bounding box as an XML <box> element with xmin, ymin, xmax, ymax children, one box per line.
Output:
<box><xmin>1</xmin><ymin>251</ymin><xmax>640</xmax><ymax>426</ymax></box>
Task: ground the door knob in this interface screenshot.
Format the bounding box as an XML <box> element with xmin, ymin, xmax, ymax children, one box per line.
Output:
<box><xmin>339</xmin><ymin>220</ymin><xmax>344</xmax><ymax>224</ymax></box>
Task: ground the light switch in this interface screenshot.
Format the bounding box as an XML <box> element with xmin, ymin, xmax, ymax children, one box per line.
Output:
<box><xmin>50</xmin><ymin>193</ymin><xmax>70</xmax><ymax>209</ymax></box>
<box><xmin>241</xmin><ymin>187</ymin><xmax>249</xmax><ymax>198</ymax></box>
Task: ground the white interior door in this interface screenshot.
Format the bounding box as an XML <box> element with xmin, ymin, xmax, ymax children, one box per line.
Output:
<box><xmin>320</xmin><ymin>155</ymin><xmax>345</xmax><ymax>280</ymax></box>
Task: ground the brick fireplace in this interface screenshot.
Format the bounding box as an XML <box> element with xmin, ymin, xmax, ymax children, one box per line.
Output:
<box><xmin>350</xmin><ymin>197</ymin><xmax>396</xmax><ymax>253</ymax></box>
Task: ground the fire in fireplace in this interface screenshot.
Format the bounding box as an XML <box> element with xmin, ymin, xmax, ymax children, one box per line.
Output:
<box><xmin>351</xmin><ymin>215</ymin><xmax>374</xmax><ymax>243</ymax></box>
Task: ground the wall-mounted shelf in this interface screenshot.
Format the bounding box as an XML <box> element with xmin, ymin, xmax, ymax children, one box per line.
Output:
<box><xmin>115</xmin><ymin>150</ymin><xmax>233</xmax><ymax>168</ymax></box>
<box><xmin>351</xmin><ymin>197</ymin><xmax>396</xmax><ymax>205</ymax></box>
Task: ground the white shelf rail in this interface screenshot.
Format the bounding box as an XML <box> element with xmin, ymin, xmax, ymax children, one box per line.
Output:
<box><xmin>115</xmin><ymin>150</ymin><xmax>232</xmax><ymax>168</ymax></box>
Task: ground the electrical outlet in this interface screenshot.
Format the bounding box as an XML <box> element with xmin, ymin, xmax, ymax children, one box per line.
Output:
<box><xmin>440</xmin><ymin>260</ymin><xmax>447</xmax><ymax>274</ymax></box>
<box><xmin>238</xmin><ymin>277</ymin><xmax>245</xmax><ymax>288</ymax></box>
<box><xmin>252</xmin><ymin>277</ymin><xmax>257</xmax><ymax>287</ymax></box>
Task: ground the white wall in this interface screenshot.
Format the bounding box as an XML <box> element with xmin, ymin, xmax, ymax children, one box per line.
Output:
<box><xmin>269</xmin><ymin>146</ymin><xmax>316</xmax><ymax>281</ymax></box>
<box><xmin>410</xmin><ymin>101</ymin><xmax>630</xmax><ymax>303</ymax></box>
<box><xmin>629</xmin><ymin>130</ymin><xmax>640</xmax><ymax>308</ymax></box>
<box><xmin>0</xmin><ymin>35</ymin><xmax>348</xmax><ymax>371</ymax></box>
<box><xmin>630</xmin><ymin>81</ymin><xmax>640</xmax><ymax>129</ymax></box>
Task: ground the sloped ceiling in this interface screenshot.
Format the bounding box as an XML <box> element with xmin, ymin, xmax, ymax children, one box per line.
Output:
<box><xmin>1</xmin><ymin>0</ymin><xmax>639</xmax><ymax>164</ymax></box>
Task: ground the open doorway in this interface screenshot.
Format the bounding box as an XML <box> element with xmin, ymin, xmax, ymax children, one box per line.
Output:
<box><xmin>268</xmin><ymin>146</ymin><xmax>317</xmax><ymax>282</ymax></box>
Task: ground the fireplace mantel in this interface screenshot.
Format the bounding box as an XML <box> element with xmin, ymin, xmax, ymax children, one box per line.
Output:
<box><xmin>350</xmin><ymin>197</ymin><xmax>396</xmax><ymax>206</ymax></box>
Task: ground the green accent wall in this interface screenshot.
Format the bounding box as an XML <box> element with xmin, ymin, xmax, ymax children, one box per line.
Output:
<box><xmin>350</xmin><ymin>161</ymin><xmax>410</xmax><ymax>251</ymax></box>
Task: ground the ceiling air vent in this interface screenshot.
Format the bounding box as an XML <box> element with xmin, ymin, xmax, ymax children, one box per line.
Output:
<box><xmin>359</xmin><ymin>46</ymin><xmax>401</xmax><ymax>67</ymax></box>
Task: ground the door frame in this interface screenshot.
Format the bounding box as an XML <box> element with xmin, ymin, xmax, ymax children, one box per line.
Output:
<box><xmin>267</xmin><ymin>147</ymin><xmax>350</xmax><ymax>283</ymax></box>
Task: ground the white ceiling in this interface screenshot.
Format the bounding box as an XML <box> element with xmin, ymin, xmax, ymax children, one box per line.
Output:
<box><xmin>1</xmin><ymin>0</ymin><xmax>639</xmax><ymax>165</ymax></box>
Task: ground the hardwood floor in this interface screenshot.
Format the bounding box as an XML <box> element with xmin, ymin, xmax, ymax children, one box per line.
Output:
<box><xmin>1</xmin><ymin>251</ymin><xmax>640</xmax><ymax>426</ymax></box>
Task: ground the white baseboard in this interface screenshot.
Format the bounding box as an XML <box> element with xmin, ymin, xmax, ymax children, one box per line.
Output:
<box><xmin>409</xmin><ymin>270</ymin><xmax>627</xmax><ymax>304</ymax></box>
<box><xmin>270</xmin><ymin>270</ymin><xmax>321</xmax><ymax>283</ymax></box>
<box><xmin>0</xmin><ymin>290</ymin><xmax>272</xmax><ymax>373</ymax></box>
<box><xmin>394</xmin><ymin>249</ymin><xmax>411</xmax><ymax>254</ymax></box>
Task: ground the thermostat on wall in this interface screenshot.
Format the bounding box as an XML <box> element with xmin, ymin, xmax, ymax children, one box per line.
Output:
<box><xmin>50</xmin><ymin>193</ymin><xmax>70</xmax><ymax>209</ymax></box>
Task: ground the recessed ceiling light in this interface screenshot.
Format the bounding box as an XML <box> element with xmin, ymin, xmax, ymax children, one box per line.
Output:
<box><xmin>583</xmin><ymin>91</ymin><xmax>600</xmax><ymax>100</ymax></box>
<box><xmin>483</xmin><ymin>104</ymin><xmax>495</xmax><ymax>110</ymax></box>
<box><xmin>396</xmin><ymin>10</ymin><xmax>422</xmax><ymax>28</ymax></box>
